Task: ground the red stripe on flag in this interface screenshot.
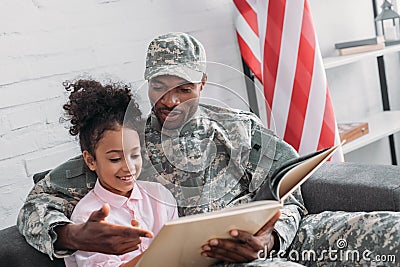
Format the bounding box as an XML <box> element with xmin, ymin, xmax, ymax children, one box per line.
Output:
<box><xmin>233</xmin><ymin>0</ymin><xmax>259</xmax><ymax>36</ymax></box>
<box><xmin>318</xmin><ymin>85</ymin><xmax>336</xmax><ymax>149</ymax></box>
<box><xmin>263</xmin><ymin>0</ymin><xmax>286</xmax><ymax>122</ymax></box>
<box><xmin>283</xmin><ymin>1</ymin><xmax>315</xmax><ymax>151</ymax></box>
<box><xmin>236</xmin><ymin>32</ymin><xmax>262</xmax><ymax>81</ymax></box>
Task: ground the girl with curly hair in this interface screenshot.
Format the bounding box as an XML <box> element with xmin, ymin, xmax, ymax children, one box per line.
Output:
<box><xmin>62</xmin><ymin>79</ymin><xmax>177</xmax><ymax>267</ymax></box>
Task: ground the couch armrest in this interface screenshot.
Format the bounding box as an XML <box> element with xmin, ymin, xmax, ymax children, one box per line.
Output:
<box><xmin>302</xmin><ymin>162</ymin><xmax>400</xmax><ymax>214</ymax></box>
<box><xmin>0</xmin><ymin>225</ymin><xmax>65</xmax><ymax>267</ymax></box>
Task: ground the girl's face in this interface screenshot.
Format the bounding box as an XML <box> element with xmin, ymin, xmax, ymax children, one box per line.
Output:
<box><xmin>83</xmin><ymin>126</ymin><xmax>142</xmax><ymax>198</ymax></box>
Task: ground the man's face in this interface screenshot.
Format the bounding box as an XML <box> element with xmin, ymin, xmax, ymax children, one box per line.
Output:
<box><xmin>148</xmin><ymin>75</ymin><xmax>205</xmax><ymax>130</ymax></box>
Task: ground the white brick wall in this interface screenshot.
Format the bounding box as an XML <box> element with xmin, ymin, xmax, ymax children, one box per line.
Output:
<box><xmin>0</xmin><ymin>0</ymin><xmax>247</xmax><ymax>229</ymax></box>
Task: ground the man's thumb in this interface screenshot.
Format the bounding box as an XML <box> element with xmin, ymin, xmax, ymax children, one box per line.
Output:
<box><xmin>88</xmin><ymin>203</ymin><xmax>110</xmax><ymax>222</ymax></box>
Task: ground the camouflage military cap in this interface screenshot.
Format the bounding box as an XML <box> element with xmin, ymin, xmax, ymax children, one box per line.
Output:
<box><xmin>144</xmin><ymin>32</ymin><xmax>206</xmax><ymax>83</ymax></box>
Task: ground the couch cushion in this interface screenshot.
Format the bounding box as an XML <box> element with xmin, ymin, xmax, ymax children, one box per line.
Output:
<box><xmin>0</xmin><ymin>226</ymin><xmax>65</xmax><ymax>267</ymax></box>
<box><xmin>302</xmin><ymin>162</ymin><xmax>400</xmax><ymax>214</ymax></box>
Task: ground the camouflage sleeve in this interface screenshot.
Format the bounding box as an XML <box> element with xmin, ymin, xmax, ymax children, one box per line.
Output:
<box><xmin>246</xmin><ymin>118</ymin><xmax>307</xmax><ymax>252</ymax></box>
<box><xmin>274</xmin><ymin>188</ymin><xmax>305</xmax><ymax>252</ymax></box>
<box><xmin>17</xmin><ymin>174</ymin><xmax>77</xmax><ymax>259</ymax></box>
<box><xmin>267</xmin><ymin>137</ymin><xmax>306</xmax><ymax>252</ymax></box>
<box><xmin>16</xmin><ymin>155</ymin><xmax>92</xmax><ymax>259</ymax></box>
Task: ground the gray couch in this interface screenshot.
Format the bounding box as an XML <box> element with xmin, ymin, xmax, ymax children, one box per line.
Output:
<box><xmin>1</xmin><ymin>161</ymin><xmax>399</xmax><ymax>267</ymax></box>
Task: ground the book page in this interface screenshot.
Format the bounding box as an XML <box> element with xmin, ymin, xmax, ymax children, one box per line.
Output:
<box><xmin>278</xmin><ymin>144</ymin><xmax>341</xmax><ymax>201</ymax></box>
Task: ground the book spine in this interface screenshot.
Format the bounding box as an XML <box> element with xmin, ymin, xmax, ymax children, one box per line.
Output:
<box><xmin>335</xmin><ymin>36</ymin><xmax>384</xmax><ymax>49</ymax></box>
<box><xmin>338</xmin><ymin>43</ymin><xmax>385</xmax><ymax>56</ymax></box>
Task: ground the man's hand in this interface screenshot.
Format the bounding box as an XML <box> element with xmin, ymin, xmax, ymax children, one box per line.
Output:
<box><xmin>201</xmin><ymin>210</ymin><xmax>281</xmax><ymax>263</ymax></box>
<box><xmin>54</xmin><ymin>203</ymin><xmax>154</xmax><ymax>255</ymax></box>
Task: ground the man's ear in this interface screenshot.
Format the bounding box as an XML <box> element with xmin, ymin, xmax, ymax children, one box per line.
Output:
<box><xmin>83</xmin><ymin>150</ymin><xmax>96</xmax><ymax>171</ymax></box>
<box><xmin>200</xmin><ymin>73</ymin><xmax>208</xmax><ymax>91</ymax></box>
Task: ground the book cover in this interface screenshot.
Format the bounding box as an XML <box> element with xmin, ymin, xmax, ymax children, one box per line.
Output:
<box><xmin>334</xmin><ymin>36</ymin><xmax>385</xmax><ymax>49</ymax></box>
<box><xmin>136</xmin><ymin>200</ymin><xmax>281</xmax><ymax>267</ymax></box>
<box><xmin>338</xmin><ymin>122</ymin><xmax>369</xmax><ymax>144</ymax></box>
<box><xmin>135</xmin><ymin>144</ymin><xmax>342</xmax><ymax>267</ymax></box>
<box><xmin>338</xmin><ymin>42</ymin><xmax>385</xmax><ymax>56</ymax></box>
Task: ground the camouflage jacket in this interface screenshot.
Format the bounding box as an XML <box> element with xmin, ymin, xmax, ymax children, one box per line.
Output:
<box><xmin>17</xmin><ymin>103</ymin><xmax>306</xmax><ymax>258</ymax></box>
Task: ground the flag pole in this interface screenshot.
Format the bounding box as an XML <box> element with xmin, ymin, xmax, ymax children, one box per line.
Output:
<box><xmin>241</xmin><ymin>57</ymin><xmax>260</xmax><ymax>117</ymax></box>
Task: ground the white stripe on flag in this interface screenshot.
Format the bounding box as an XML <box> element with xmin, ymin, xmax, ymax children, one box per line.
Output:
<box><xmin>257</xmin><ymin>0</ymin><xmax>269</xmax><ymax>71</ymax></box>
<box><xmin>271</xmin><ymin>0</ymin><xmax>304</xmax><ymax>138</ymax></box>
<box><xmin>234</xmin><ymin>6</ymin><xmax>261</xmax><ymax>62</ymax></box>
<box><xmin>299</xmin><ymin>43</ymin><xmax>326</xmax><ymax>155</ymax></box>
<box><xmin>332</xmin><ymin>122</ymin><xmax>344</xmax><ymax>161</ymax></box>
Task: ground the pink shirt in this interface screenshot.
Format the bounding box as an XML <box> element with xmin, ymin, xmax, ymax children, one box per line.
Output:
<box><xmin>64</xmin><ymin>180</ymin><xmax>178</xmax><ymax>267</ymax></box>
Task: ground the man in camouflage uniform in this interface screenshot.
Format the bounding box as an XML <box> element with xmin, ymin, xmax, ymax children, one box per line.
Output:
<box><xmin>18</xmin><ymin>32</ymin><xmax>399</xmax><ymax>266</ymax></box>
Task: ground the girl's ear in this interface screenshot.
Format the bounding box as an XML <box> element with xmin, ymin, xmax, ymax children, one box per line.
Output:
<box><xmin>83</xmin><ymin>150</ymin><xmax>96</xmax><ymax>171</ymax></box>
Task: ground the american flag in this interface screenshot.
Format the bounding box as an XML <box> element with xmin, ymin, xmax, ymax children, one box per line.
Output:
<box><xmin>234</xmin><ymin>0</ymin><xmax>343</xmax><ymax>161</ymax></box>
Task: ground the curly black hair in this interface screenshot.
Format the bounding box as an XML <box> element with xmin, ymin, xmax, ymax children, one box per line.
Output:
<box><xmin>62</xmin><ymin>79</ymin><xmax>143</xmax><ymax>158</ymax></box>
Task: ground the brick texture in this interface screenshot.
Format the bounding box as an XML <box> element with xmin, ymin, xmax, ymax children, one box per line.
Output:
<box><xmin>0</xmin><ymin>0</ymin><xmax>247</xmax><ymax>229</ymax></box>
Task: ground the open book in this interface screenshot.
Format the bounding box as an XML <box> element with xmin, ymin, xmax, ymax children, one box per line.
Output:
<box><xmin>136</xmin><ymin>144</ymin><xmax>341</xmax><ymax>267</ymax></box>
